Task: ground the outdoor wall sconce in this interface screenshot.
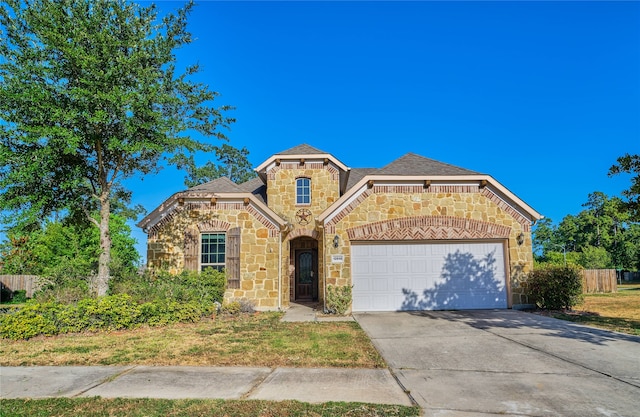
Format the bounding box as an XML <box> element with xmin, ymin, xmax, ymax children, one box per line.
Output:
<box><xmin>333</xmin><ymin>235</ymin><xmax>340</xmax><ymax>248</ymax></box>
<box><xmin>516</xmin><ymin>232</ymin><xmax>525</xmax><ymax>246</ymax></box>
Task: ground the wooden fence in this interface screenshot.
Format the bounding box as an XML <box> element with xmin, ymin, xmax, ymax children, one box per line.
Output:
<box><xmin>0</xmin><ymin>275</ymin><xmax>41</xmax><ymax>298</ymax></box>
<box><xmin>581</xmin><ymin>269</ymin><xmax>617</xmax><ymax>294</ymax></box>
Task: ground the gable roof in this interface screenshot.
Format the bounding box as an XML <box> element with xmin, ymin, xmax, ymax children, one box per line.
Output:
<box><xmin>346</xmin><ymin>168</ymin><xmax>378</xmax><ymax>191</ymax></box>
<box><xmin>138</xmin><ymin>146</ymin><xmax>543</xmax><ymax>234</ymax></box>
<box><xmin>187</xmin><ymin>176</ymin><xmax>243</xmax><ymax>193</ymax></box>
<box><xmin>237</xmin><ymin>176</ymin><xmax>267</xmax><ymax>204</ymax></box>
<box><xmin>276</xmin><ymin>143</ymin><xmax>328</xmax><ymax>155</ymax></box>
<box><xmin>254</xmin><ymin>144</ymin><xmax>351</xmax><ymax>192</ymax></box>
<box><xmin>377</xmin><ymin>153</ymin><xmax>480</xmax><ymax>176</ymax></box>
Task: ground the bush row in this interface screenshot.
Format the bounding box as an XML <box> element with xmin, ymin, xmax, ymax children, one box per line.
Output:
<box><xmin>0</xmin><ymin>293</ymin><xmax>214</xmax><ymax>340</ymax></box>
<box><xmin>0</xmin><ymin>269</ymin><xmax>227</xmax><ymax>340</ymax></box>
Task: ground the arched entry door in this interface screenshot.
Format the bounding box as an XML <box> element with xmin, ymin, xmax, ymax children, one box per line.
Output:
<box><xmin>291</xmin><ymin>237</ymin><xmax>318</xmax><ymax>302</ymax></box>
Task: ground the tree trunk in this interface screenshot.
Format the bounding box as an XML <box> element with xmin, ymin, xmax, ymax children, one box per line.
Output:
<box><xmin>95</xmin><ymin>191</ymin><xmax>111</xmax><ymax>296</ymax></box>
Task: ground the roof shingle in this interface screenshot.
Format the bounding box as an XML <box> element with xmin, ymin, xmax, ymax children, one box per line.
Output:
<box><xmin>186</xmin><ymin>176</ymin><xmax>243</xmax><ymax>193</ymax></box>
<box><xmin>377</xmin><ymin>153</ymin><xmax>481</xmax><ymax>176</ymax></box>
<box><xmin>276</xmin><ymin>144</ymin><xmax>328</xmax><ymax>155</ymax></box>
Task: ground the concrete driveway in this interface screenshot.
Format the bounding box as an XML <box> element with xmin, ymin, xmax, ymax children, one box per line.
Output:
<box><xmin>354</xmin><ymin>309</ymin><xmax>640</xmax><ymax>417</ymax></box>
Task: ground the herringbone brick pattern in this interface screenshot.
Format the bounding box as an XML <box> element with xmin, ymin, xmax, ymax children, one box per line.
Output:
<box><xmin>347</xmin><ymin>216</ymin><xmax>511</xmax><ymax>241</ymax></box>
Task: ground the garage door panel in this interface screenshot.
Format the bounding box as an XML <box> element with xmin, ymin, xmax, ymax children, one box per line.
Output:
<box><xmin>371</xmin><ymin>276</ymin><xmax>390</xmax><ymax>292</ymax></box>
<box><xmin>392</xmin><ymin>260</ymin><xmax>409</xmax><ymax>274</ymax></box>
<box><xmin>394</xmin><ymin>277</ymin><xmax>410</xmax><ymax>290</ymax></box>
<box><xmin>410</xmin><ymin>259</ymin><xmax>427</xmax><ymax>273</ymax></box>
<box><xmin>352</xmin><ymin>242</ymin><xmax>507</xmax><ymax>312</ymax></box>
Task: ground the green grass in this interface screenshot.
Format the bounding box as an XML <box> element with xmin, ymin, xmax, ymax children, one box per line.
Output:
<box><xmin>0</xmin><ymin>398</ymin><xmax>421</xmax><ymax>417</ymax></box>
<box><xmin>549</xmin><ymin>283</ymin><xmax>640</xmax><ymax>336</ymax></box>
<box><xmin>0</xmin><ymin>312</ymin><xmax>385</xmax><ymax>368</ymax></box>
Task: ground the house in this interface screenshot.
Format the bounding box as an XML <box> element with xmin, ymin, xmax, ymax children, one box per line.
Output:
<box><xmin>137</xmin><ymin>144</ymin><xmax>543</xmax><ymax>312</ymax></box>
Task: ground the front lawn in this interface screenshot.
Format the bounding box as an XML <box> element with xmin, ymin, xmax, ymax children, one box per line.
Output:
<box><xmin>0</xmin><ymin>311</ymin><xmax>385</xmax><ymax>368</ymax></box>
<box><xmin>0</xmin><ymin>312</ymin><xmax>421</xmax><ymax>416</ymax></box>
<box><xmin>548</xmin><ymin>283</ymin><xmax>640</xmax><ymax>336</ymax></box>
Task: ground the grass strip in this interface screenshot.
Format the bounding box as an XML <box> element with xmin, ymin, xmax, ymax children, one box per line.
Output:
<box><xmin>0</xmin><ymin>398</ymin><xmax>421</xmax><ymax>417</ymax></box>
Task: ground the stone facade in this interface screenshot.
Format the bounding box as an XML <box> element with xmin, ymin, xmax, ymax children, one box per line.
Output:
<box><xmin>266</xmin><ymin>161</ymin><xmax>341</xmax><ymax>221</ymax></box>
<box><xmin>146</xmin><ymin>202</ymin><xmax>281</xmax><ymax>309</ymax></box>
<box><xmin>324</xmin><ymin>185</ymin><xmax>534</xmax><ymax>307</ymax></box>
<box><xmin>139</xmin><ymin>145</ymin><xmax>542</xmax><ymax>311</ymax></box>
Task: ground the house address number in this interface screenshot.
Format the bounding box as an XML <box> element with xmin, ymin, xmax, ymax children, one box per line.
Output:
<box><xmin>331</xmin><ymin>254</ymin><xmax>344</xmax><ymax>264</ymax></box>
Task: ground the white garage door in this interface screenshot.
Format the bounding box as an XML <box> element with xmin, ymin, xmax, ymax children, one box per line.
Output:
<box><xmin>351</xmin><ymin>242</ymin><xmax>507</xmax><ymax>311</ymax></box>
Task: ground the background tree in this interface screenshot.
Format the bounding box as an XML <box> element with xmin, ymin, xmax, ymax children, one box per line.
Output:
<box><xmin>0</xmin><ymin>0</ymin><xmax>233</xmax><ymax>295</ymax></box>
<box><xmin>533</xmin><ymin>192</ymin><xmax>640</xmax><ymax>270</ymax></box>
<box><xmin>175</xmin><ymin>143</ymin><xmax>256</xmax><ymax>187</ymax></box>
<box><xmin>609</xmin><ymin>153</ymin><xmax>640</xmax><ymax>222</ymax></box>
<box><xmin>0</xmin><ymin>214</ymin><xmax>139</xmax><ymax>293</ymax></box>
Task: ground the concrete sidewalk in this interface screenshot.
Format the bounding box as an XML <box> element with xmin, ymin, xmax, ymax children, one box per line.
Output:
<box><xmin>1</xmin><ymin>305</ymin><xmax>407</xmax><ymax>406</ymax></box>
<box><xmin>0</xmin><ymin>365</ymin><xmax>413</xmax><ymax>405</ymax></box>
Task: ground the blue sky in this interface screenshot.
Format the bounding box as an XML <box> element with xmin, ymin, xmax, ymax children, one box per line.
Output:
<box><xmin>128</xmin><ymin>1</ymin><xmax>637</xmax><ymax>262</ymax></box>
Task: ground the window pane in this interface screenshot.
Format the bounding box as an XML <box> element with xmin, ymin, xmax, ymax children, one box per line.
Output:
<box><xmin>201</xmin><ymin>233</ymin><xmax>226</xmax><ymax>270</ymax></box>
<box><xmin>296</xmin><ymin>178</ymin><xmax>311</xmax><ymax>204</ymax></box>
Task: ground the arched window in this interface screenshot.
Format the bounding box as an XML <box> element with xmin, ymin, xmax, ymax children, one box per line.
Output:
<box><xmin>296</xmin><ymin>177</ymin><xmax>311</xmax><ymax>205</ymax></box>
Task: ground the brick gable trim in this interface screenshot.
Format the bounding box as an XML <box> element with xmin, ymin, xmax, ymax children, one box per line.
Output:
<box><xmin>347</xmin><ymin>215</ymin><xmax>511</xmax><ymax>241</ymax></box>
<box><xmin>147</xmin><ymin>202</ymin><xmax>280</xmax><ymax>238</ymax></box>
<box><xmin>323</xmin><ymin>182</ymin><xmax>533</xmax><ymax>233</ymax></box>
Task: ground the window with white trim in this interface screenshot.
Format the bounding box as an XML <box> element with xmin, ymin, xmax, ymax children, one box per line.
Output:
<box><xmin>296</xmin><ymin>177</ymin><xmax>311</xmax><ymax>205</ymax></box>
<box><xmin>201</xmin><ymin>233</ymin><xmax>226</xmax><ymax>271</ymax></box>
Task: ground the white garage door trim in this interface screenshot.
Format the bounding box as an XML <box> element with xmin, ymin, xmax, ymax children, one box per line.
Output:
<box><xmin>351</xmin><ymin>241</ymin><xmax>508</xmax><ymax>312</ymax></box>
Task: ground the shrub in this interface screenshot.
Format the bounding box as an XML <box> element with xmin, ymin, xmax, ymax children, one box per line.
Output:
<box><xmin>0</xmin><ymin>301</ymin><xmax>58</xmax><ymax>340</ymax></box>
<box><xmin>325</xmin><ymin>285</ymin><xmax>353</xmax><ymax>315</ymax></box>
<box><xmin>526</xmin><ymin>265</ymin><xmax>583</xmax><ymax>310</ymax></box>
<box><xmin>238</xmin><ymin>298</ymin><xmax>256</xmax><ymax>313</ymax></box>
<box><xmin>11</xmin><ymin>290</ymin><xmax>28</xmax><ymax>304</ymax></box>
<box><xmin>220</xmin><ymin>298</ymin><xmax>255</xmax><ymax>315</ymax></box>
<box><xmin>140</xmin><ymin>300</ymin><xmax>210</xmax><ymax>326</ymax></box>
<box><xmin>0</xmin><ymin>269</ymin><xmax>227</xmax><ymax>340</ymax></box>
<box><xmin>33</xmin><ymin>279</ymin><xmax>90</xmax><ymax>304</ymax></box>
<box><xmin>110</xmin><ymin>268</ymin><xmax>226</xmax><ymax>306</ymax></box>
<box><xmin>221</xmin><ymin>301</ymin><xmax>241</xmax><ymax>315</ymax></box>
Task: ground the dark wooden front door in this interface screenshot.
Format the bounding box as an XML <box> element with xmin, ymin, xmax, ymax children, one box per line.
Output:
<box><xmin>295</xmin><ymin>249</ymin><xmax>317</xmax><ymax>301</ymax></box>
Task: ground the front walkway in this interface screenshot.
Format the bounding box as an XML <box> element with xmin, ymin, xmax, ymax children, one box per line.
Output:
<box><xmin>280</xmin><ymin>302</ymin><xmax>355</xmax><ymax>322</ymax></box>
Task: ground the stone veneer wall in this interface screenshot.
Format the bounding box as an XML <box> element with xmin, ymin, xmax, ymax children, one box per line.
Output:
<box><xmin>325</xmin><ymin>185</ymin><xmax>535</xmax><ymax>307</ymax></box>
<box><xmin>146</xmin><ymin>204</ymin><xmax>282</xmax><ymax>310</ymax></box>
<box><xmin>265</xmin><ymin>162</ymin><xmax>341</xmax><ymax>308</ymax></box>
<box><xmin>266</xmin><ymin>162</ymin><xmax>340</xmax><ymax>223</ymax></box>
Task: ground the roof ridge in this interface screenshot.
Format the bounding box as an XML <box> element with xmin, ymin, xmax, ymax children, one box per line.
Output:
<box><xmin>186</xmin><ymin>176</ymin><xmax>243</xmax><ymax>193</ymax></box>
<box><xmin>277</xmin><ymin>143</ymin><xmax>328</xmax><ymax>155</ymax></box>
<box><xmin>378</xmin><ymin>152</ymin><xmax>481</xmax><ymax>176</ymax></box>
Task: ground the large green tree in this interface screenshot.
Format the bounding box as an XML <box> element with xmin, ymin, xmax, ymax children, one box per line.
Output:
<box><xmin>0</xmin><ymin>0</ymin><xmax>233</xmax><ymax>295</ymax></box>
<box><xmin>175</xmin><ymin>143</ymin><xmax>256</xmax><ymax>188</ymax></box>
<box><xmin>609</xmin><ymin>153</ymin><xmax>640</xmax><ymax>222</ymax></box>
